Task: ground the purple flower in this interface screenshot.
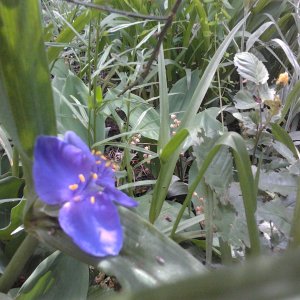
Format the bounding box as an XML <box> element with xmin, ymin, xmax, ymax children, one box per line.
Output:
<box><xmin>33</xmin><ymin>131</ymin><xmax>138</xmax><ymax>257</ymax></box>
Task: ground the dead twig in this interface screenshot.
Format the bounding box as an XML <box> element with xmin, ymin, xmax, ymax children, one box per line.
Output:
<box><xmin>118</xmin><ymin>0</ymin><xmax>183</xmax><ymax>96</ymax></box>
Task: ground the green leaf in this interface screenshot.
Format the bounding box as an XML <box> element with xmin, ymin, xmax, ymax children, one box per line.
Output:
<box><xmin>52</xmin><ymin>71</ymin><xmax>90</xmax><ymax>143</ymax></box>
<box><xmin>157</xmin><ymin>35</ymin><xmax>170</xmax><ymax>151</ymax></box>
<box><xmin>193</xmin><ymin>137</ymin><xmax>233</xmax><ymax>196</ymax></box>
<box><xmin>160</xmin><ymin>129</ymin><xmax>189</xmax><ymax>163</ymax></box>
<box><xmin>257</xmin><ymin>199</ymin><xmax>292</xmax><ymax>237</ymax></box>
<box><xmin>234</xmin><ymin>90</ymin><xmax>258</xmax><ymax>109</ymax></box>
<box><xmin>105</xmin><ymin>91</ymin><xmax>160</xmax><ymax>141</ymax></box>
<box><xmin>234</xmin><ymin>52</ymin><xmax>269</xmax><ymax>85</ymax></box>
<box><xmin>168</xmin><ymin>70</ymin><xmax>200</xmax><ymax>117</ymax></box>
<box><xmin>278</xmin><ymin>80</ymin><xmax>300</xmax><ymax>123</ymax></box>
<box><xmin>29</xmin><ymin>207</ymin><xmax>205</xmax><ymax>290</ymax></box>
<box><xmin>0</xmin><ymin>200</ymin><xmax>25</xmax><ymax>240</ymax></box>
<box><xmin>47</xmin><ymin>9</ymin><xmax>94</xmax><ymax>63</ymax></box>
<box><xmin>214</xmin><ymin>203</ymin><xmax>250</xmax><ymax>248</ymax></box>
<box><xmin>0</xmin><ymin>177</ymin><xmax>23</xmax><ymax>199</ymax></box>
<box><xmin>0</xmin><ymin>126</ymin><xmax>13</xmax><ymax>165</ymax></box>
<box><xmin>0</xmin><ymin>0</ymin><xmax>57</xmax><ymax>162</ymax></box>
<box><xmin>171</xmin><ymin>132</ymin><xmax>260</xmax><ymax>256</ymax></box>
<box><xmin>136</xmin><ymin>195</ymin><xmax>190</xmax><ymax>234</ymax></box>
<box><xmin>271</xmin><ymin>123</ymin><xmax>299</xmax><ymax>159</ymax></box>
<box><xmin>98</xmin><ymin>248</ymin><xmax>300</xmax><ymax>300</ymax></box>
<box><xmin>16</xmin><ymin>251</ymin><xmax>89</xmax><ymax>300</ymax></box>
<box><xmin>150</xmin><ymin>15</ymin><xmax>248</xmax><ymax>223</ymax></box>
<box><xmin>258</xmin><ymin>170</ymin><xmax>297</xmax><ymax>196</ymax></box>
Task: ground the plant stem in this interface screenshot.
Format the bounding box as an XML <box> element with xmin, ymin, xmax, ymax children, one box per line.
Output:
<box><xmin>205</xmin><ymin>186</ymin><xmax>214</xmax><ymax>267</ymax></box>
<box><xmin>0</xmin><ymin>234</ymin><xmax>39</xmax><ymax>293</ymax></box>
<box><xmin>219</xmin><ymin>238</ymin><xmax>232</xmax><ymax>266</ymax></box>
<box><xmin>12</xmin><ymin>147</ymin><xmax>19</xmax><ymax>177</ymax></box>
<box><xmin>289</xmin><ymin>177</ymin><xmax>300</xmax><ymax>248</ymax></box>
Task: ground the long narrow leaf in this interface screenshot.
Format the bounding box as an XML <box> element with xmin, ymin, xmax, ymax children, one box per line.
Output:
<box><xmin>150</xmin><ymin>15</ymin><xmax>248</xmax><ymax>223</ymax></box>
<box><xmin>0</xmin><ymin>0</ymin><xmax>56</xmax><ymax>179</ymax></box>
<box><xmin>171</xmin><ymin>132</ymin><xmax>260</xmax><ymax>256</ymax></box>
<box><xmin>157</xmin><ymin>30</ymin><xmax>170</xmax><ymax>152</ymax></box>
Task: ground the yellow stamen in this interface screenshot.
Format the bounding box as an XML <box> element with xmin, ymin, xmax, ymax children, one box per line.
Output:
<box><xmin>105</xmin><ymin>161</ymin><xmax>111</xmax><ymax>167</ymax></box>
<box><xmin>92</xmin><ymin>173</ymin><xmax>98</xmax><ymax>180</ymax></box>
<box><xmin>78</xmin><ymin>174</ymin><xmax>86</xmax><ymax>182</ymax></box>
<box><xmin>90</xmin><ymin>196</ymin><xmax>96</xmax><ymax>204</ymax></box>
<box><xmin>69</xmin><ymin>184</ymin><xmax>78</xmax><ymax>191</ymax></box>
<box><xmin>91</xmin><ymin>149</ymin><xmax>95</xmax><ymax>155</ymax></box>
<box><xmin>96</xmin><ymin>151</ymin><xmax>102</xmax><ymax>156</ymax></box>
<box><xmin>101</xmin><ymin>155</ymin><xmax>107</xmax><ymax>161</ymax></box>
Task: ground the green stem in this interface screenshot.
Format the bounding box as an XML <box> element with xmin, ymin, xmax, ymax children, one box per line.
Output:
<box><xmin>170</xmin><ymin>145</ymin><xmax>222</xmax><ymax>237</ymax></box>
<box><xmin>205</xmin><ymin>186</ymin><xmax>214</xmax><ymax>267</ymax></box>
<box><xmin>87</xmin><ymin>20</ymin><xmax>93</xmax><ymax>148</ymax></box>
<box><xmin>219</xmin><ymin>238</ymin><xmax>232</xmax><ymax>266</ymax></box>
<box><xmin>0</xmin><ymin>235</ymin><xmax>39</xmax><ymax>293</ymax></box>
<box><xmin>92</xmin><ymin>16</ymin><xmax>101</xmax><ymax>144</ymax></box>
<box><xmin>289</xmin><ymin>177</ymin><xmax>300</xmax><ymax>248</ymax></box>
<box><xmin>12</xmin><ymin>147</ymin><xmax>19</xmax><ymax>177</ymax></box>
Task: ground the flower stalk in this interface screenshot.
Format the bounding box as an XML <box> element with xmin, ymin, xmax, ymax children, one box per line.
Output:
<box><xmin>0</xmin><ymin>235</ymin><xmax>39</xmax><ymax>293</ymax></box>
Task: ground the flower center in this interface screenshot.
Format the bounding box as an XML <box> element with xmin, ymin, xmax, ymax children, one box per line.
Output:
<box><xmin>68</xmin><ymin>171</ymin><xmax>99</xmax><ymax>200</ymax></box>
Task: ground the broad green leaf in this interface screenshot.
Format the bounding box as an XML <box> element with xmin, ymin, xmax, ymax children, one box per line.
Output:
<box><xmin>257</xmin><ymin>199</ymin><xmax>292</xmax><ymax>237</ymax></box>
<box><xmin>182</xmin><ymin>108</ymin><xmax>223</xmax><ymax>151</ymax></box>
<box><xmin>52</xmin><ymin>71</ymin><xmax>90</xmax><ymax>143</ymax></box>
<box><xmin>0</xmin><ymin>0</ymin><xmax>56</xmax><ymax>163</ymax></box>
<box><xmin>16</xmin><ymin>251</ymin><xmax>89</xmax><ymax>300</ymax></box>
<box><xmin>214</xmin><ymin>203</ymin><xmax>250</xmax><ymax>248</ymax></box>
<box><xmin>105</xmin><ymin>90</ymin><xmax>160</xmax><ymax>141</ymax></box>
<box><xmin>271</xmin><ymin>123</ymin><xmax>299</xmax><ymax>159</ymax></box>
<box><xmin>0</xmin><ymin>200</ymin><xmax>25</xmax><ymax>240</ymax></box>
<box><xmin>288</xmin><ymin>160</ymin><xmax>300</xmax><ymax>176</ymax></box>
<box><xmin>0</xmin><ymin>176</ymin><xmax>24</xmax><ymax>234</ymax></box>
<box><xmin>136</xmin><ymin>195</ymin><xmax>190</xmax><ymax>234</ymax></box>
<box><xmin>272</xmin><ymin>141</ymin><xmax>296</xmax><ymax>164</ymax></box>
<box><xmin>0</xmin><ymin>177</ymin><xmax>23</xmax><ymax>199</ymax></box>
<box><xmin>193</xmin><ymin>137</ymin><xmax>233</xmax><ymax>196</ymax></box>
<box><xmin>168</xmin><ymin>70</ymin><xmax>200</xmax><ymax>117</ymax></box>
<box><xmin>101</xmin><ymin>248</ymin><xmax>300</xmax><ymax>300</ymax></box>
<box><xmin>234</xmin><ymin>90</ymin><xmax>258</xmax><ymax>109</ymax></box>
<box><xmin>170</xmin><ymin>132</ymin><xmax>260</xmax><ymax>256</ymax></box>
<box><xmin>259</xmin><ymin>170</ymin><xmax>297</xmax><ymax>196</ymax></box>
<box><xmin>234</xmin><ymin>52</ymin><xmax>269</xmax><ymax>85</ymax></box>
<box><xmin>29</xmin><ymin>207</ymin><xmax>205</xmax><ymax>291</ymax></box>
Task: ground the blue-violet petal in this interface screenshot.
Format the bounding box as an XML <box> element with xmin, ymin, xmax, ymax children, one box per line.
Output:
<box><xmin>58</xmin><ymin>195</ymin><xmax>123</xmax><ymax>256</ymax></box>
<box><xmin>33</xmin><ymin>136</ymin><xmax>93</xmax><ymax>205</ymax></box>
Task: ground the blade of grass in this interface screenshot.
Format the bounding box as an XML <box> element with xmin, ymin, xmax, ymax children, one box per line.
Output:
<box><xmin>278</xmin><ymin>80</ymin><xmax>300</xmax><ymax>125</ymax></box>
<box><xmin>0</xmin><ymin>0</ymin><xmax>57</xmax><ymax>183</ymax></box>
<box><xmin>150</xmin><ymin>15</ymin><xmax>249</xmax><ymax>223</ymax></box>
<box><xmin>170</xmin><ymin>132</ymin><xmax>260</xmax><ymax>257</ymax></box>
<box><xmin>157</xmin><ymin>28</ymin><xmax>170</xmax><ymax>152</ymax></box>
<box><xmin>271</xmin><ymin>123</ymin><xmax>299</xmax><ymax>158</ymax></box>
